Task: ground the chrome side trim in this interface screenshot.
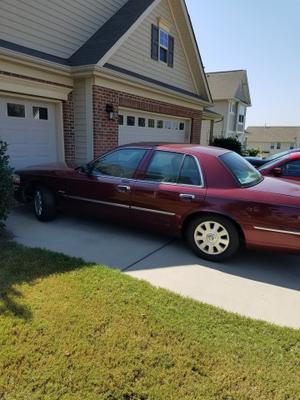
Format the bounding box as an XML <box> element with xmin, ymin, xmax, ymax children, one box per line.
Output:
<box><xmin>254</xmin><ymin>226</ymin><xmax>300</xmax><ymax>237</ymax></box>
<box><xmin>131</xmin><ymin>206</ymin><xmax>176</xmax><ymax>216</ymax></box>
<box><xmin>65</xmin><ymin>195</ymin><xmax>129</xmax><ymax>209</ymax></box>
<box><xmin>64</xmin><ymin>195</ymin><xmax>175</xmax><ymax>216</ymax></box>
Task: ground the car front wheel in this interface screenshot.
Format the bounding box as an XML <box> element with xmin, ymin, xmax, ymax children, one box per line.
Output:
<box><xmin>33</xmin><ymin>187</ymin><xmax>57</xmax><ymax>222</ymax></box>
<box><xmin>186</xmin><ymin>215</ymin><xmax>240</xmax><ymax>261</ymax></box>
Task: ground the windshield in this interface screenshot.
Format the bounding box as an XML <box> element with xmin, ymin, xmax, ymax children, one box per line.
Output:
<box><xmin>265</xmin><ymin>150</ymin><xmax>292</xmax><ymax>162</ymax></box>
<box><xmin>220</xmin><ymin>152</ymin><xmax>263</xmax><ymax>187</ymax></box>
<box><xmin>258</xmin><ymin>155</ymin><xmax>286</xmax><ymax>171</ymax></box>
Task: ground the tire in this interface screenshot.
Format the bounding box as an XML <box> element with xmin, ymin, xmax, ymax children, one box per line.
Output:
<box><xmin>33</xmin><ymin>186</ymin><xmax>57</xmax><ymax>222</ymax></box>
<box><xmin>185</xmin><ymin>215</ymin><xmax>240</xmax><ymax>261</ymax></box>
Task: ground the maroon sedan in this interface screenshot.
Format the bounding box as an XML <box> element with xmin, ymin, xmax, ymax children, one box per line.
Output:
<box><xmin>14</xmin><ymin>144</ymin><xmax>300</xmax><ymax>261</ymax></box>
<box><xmin>259</xmin><ymin>152</ymin><xmax>300</xmax><ymax>183</ymax></box>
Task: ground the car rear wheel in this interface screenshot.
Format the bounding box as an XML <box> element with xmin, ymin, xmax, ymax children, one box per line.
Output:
<box><xmin>186</xmin><ymin>215</ymin><xmax>240</xmax><ymax>261</ymax></box>
<box><xmin>33</xmin><ymin>187</ymin><xmax>57</xmax><ymax>222</ymax></box>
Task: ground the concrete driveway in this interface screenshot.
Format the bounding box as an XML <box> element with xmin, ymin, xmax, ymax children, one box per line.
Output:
<box><xmin>6</xmin><ymin>205</ymin><xmax>300</xmax><ymax>329</ymax></box>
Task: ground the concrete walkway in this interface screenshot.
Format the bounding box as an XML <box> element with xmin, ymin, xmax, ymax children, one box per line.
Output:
<box><xmin>6</xmin><ymin>206</ymin><xmax>300</xmax><ymax>329</ymax></box>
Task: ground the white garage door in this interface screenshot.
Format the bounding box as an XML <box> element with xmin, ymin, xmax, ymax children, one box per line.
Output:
<box><xmin>0</xmin><ymin>96</ymin><xmax>59</xmax><ymax>169</ymax></box>
<box><xmin>118</xmin><ymin>109</ymin><xmax>191</xmax><ymax>146</ymax></box>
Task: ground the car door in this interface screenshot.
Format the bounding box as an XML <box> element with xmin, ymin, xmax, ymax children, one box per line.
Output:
<box><xmin>130</xmin><ymin>150</ymin><xmax>207</xmax><ymax>234</ymax></box>
<box><xmin>62</xmin><ymin>147</ymin><xmax>147</xmax><ymax>223</ymax></box>
<box><xmin>280</xmin><ymin>159</ymin><xmax>300</xmax><ymax>182</ymax></box>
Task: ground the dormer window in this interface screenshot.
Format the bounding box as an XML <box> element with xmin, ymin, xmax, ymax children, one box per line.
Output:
<box><xmin>151</xmin><ymin>24</ymin><xmax>174</xmax><ymax>68</ymax></box>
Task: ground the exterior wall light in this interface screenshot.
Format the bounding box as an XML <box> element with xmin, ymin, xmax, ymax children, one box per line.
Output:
<box><xmin>106</xmin><ymin>104</ymin><xmax>115</xmax><ymax>120</ymax></box>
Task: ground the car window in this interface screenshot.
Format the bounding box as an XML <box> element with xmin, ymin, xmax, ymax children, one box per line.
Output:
<box><xmin>220</xmin><ymin>152</ymin><xmax>263</xmax><ymax>187</ymax></box>
<box><xmin>144</xmin><ymin>151</ymin><xmax>184</xmax><ymax>183</ymax></box>
<box><xmin>178</xmin><ymin>155</ymin><xmax>202</xmax><ymax>186</ymax></box>
<box><xmin>92</xmin><ymin>148</ymin><xmax>146</xmax><ymax>178</ymax></box>
<box><xmin>281</xmin><ymin>159</ymin><xmax>300</xmax><ymax>177</ymax></box>
<box><xmin>265</xmin><ymin>150</ymin><xmax>291</xmax><ymax>162</ymax></box>
<box><xmin>258</xmin><ymin>155</ymin><xmax>287</xmax><ymax>171</ymax></box>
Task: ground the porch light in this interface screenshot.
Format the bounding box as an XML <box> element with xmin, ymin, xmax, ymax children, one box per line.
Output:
<box><xmin>106</xmin><ymin>104</ymin><xmax>115</xmax><ymax>120</ymax></box>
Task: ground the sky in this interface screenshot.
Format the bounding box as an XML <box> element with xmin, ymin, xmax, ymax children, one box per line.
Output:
<box><xmin>185</xmin><ymin>0</ymin><xmax>300</xmax><ymax>127</ymax></box>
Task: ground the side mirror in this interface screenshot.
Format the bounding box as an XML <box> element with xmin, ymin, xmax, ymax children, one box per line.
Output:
<box><xmin>272</xmin><ymin>167</ymin><xmax>282</xmax><ymax>176</ymax></box>
<box><xmin>78</xmin><ymin>164</ymin><xmax>93</xmax><ymax>175</ymax></box>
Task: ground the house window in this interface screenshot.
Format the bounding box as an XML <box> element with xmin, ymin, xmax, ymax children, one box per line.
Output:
<box><xmin>238</xmin><ymin>105</ymin><xmax>245</xmax><ymax>124</ymax></box>
<box><xmin>159</xmin><ymin>29</ymin><xmax>169</xmax><ymax>63</ymax></box>
<box><xmin>270</xmin><ymin>143</ymin><xmax>275</xmax><ymax>149</ymax></box>
<box><xmin>157</xmin><ymin>120</ymin><xmax>164</xmax><ymax>129</ymax></box>
<box><xmin>151</xmin><ymin>25</ymin><xmax>174</xmax><ymax>67</ymax></box>
<box><xmin>7</xmin><ymin>103</ymin><xmax>25</xmax><ymax>118</ymax></box>
<box><xmin>118</xmin><ymin>115</ymin><xmax>124</xmax><ymax>125</ymax></box>
<box><xmin>277</xmin><ymin>142</ymin><xmax>281</xmax><ymax>150</ymax></box>
<box><xmin>238</xmin><ymin>115</ymin><xmax>245</xmax><ymax>124</ymax></box>
<box><xmin>148</xmin><ymin>119</ymin><xmax>155</xmax><ymax>128</ymax></box>
<box><xmin>230</xmin><ymin>102</ymin><xmax>236</xmax><ymax>113</ymax></box>
<box><xmin>138</xmin><ymin>118</ymin><xmax>146</xmax><ymax>127</ymax></box>
<box><xmin>179</xmin><ymin>122</ymin><xmax>185</xmax><ymax>131</ymax></box>
<box><xmin>33</xmin><ymin>107</ymin><xmax>48</xmax><ymax>120</ymax></box>
<box><xmin>127</xmin><ymin>116</ymin><xmax>135</xmax><ymax>126</ymax></box>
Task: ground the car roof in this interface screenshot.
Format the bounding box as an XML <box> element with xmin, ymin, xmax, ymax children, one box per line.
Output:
<box><xmin>120</xmin><ymin>142</ymin><xmax>230</xmax><ymax>157</ymax></box>
<box><xmin>289</xmin><ymin>151</ymin><xmax>300</xmax><ymax>160</ymax></box>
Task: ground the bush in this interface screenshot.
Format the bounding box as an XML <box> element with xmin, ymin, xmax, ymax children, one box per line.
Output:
<box><xmin>0</xmin><ymin>140</ymin><xmax>13</xmax><ymax>229</ymax></box>
<box><xmin>245</xmin><ymin>148</ymin><xmax>260</xmax><ymax>157</ymax></box>
<box><xmin>213</xmin><ymin>137</ymin><xmax>243</xmax><ymax>155</ymax></box>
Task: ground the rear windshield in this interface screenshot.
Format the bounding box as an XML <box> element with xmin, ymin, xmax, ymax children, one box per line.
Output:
<box><xmin>220</xmin><ymin>152</ymin><xmax>263</xmax><ymax>187</ymax></box>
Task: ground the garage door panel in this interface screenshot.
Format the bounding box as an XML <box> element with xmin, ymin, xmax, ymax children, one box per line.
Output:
<box><xmin>0</xmin><ymin>96</ymin><xmax>59</xmax><ymax>169</ymax></box>
<box><xmin>118</xmin><ymin>110</ymin><xmax>190</xmax><ymax>146</ymax></box>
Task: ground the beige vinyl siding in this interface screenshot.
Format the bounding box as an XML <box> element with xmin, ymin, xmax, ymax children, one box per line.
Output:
<box><xmin>107</xmin><ymin>0</ymin><xmax>197</xmax><ymax>94</ymax></box>
<box><xmin>0</xmin><ymin>0</ymin><xmax>127</xmax><ymax>58</ymax></box>
<box><xmin>210</xmin><ymin>101</ymin><xmax>228</xmax><ymax>138</ymax></box>
<box><xmin>73</xmin><ymin>79</ymin><xmax>93</xmax><ymax>163</ymax></box>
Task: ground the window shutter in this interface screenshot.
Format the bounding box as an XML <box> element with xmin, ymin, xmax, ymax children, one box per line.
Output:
<box><xmin>167</xmin><ymin>35</ymin><xmax>174</xmax><ymax>68</ymax></box>
<box><xmin>151</xmin><ymin>24</ymin><xmax>159</xmax><ymax>61</ymax></box>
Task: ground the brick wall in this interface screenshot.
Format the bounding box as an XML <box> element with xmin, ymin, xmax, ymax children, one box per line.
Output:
<box><xmin>93</xmin><ymin>85</ymin><xmax>203</xmax><ymax>156</ymax></box>
<box><xmin>62</xmin><ymin>92</ymin><xmax>75</xmax><ymax>164</ymax></box>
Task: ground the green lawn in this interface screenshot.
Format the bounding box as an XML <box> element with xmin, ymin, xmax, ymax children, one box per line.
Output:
<box><xmin>0</xmin><ymin>241</ymin><xmax>299</xmax><ymax>400</ymax></box>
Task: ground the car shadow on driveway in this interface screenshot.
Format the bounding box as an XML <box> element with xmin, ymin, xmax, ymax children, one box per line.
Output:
<box><xmin>7</xmin><ymin>205</ymin><xmax>300</xmax><ymax>292</ymax></box>
<box><xmin>127</xmin><ymin>238</ymin><xmax>300</xmax><ymax>292</ymax></box>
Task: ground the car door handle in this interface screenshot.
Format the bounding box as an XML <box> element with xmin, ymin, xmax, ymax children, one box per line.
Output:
<box><xmin>117</xmin><ymin>185</ymin><xmax>131</xmax><ymax>193</ymax></box>
<box><xmin>179</xmin><ymin>193</ymin><xmax>195</xmax><ymax>201</ymax></box>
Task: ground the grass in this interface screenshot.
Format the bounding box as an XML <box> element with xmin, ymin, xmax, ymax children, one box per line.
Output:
<box><xmin>0</xmin><ymin>241</ymin><xmax>299</xmax><ymax>400</ymax></box>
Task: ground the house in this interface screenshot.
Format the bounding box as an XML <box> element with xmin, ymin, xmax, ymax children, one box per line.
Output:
<box><xmin>205</xmin><ymin>70</ymin><xmax>251</xmax><ymax>145</ymax></box>
<box><xmin>0</xmin><ymin>0</ymin><xmax>213</xmax><ymax>170</ymax></box>
<box><xmin>245</xmin><ymin>126</ymin><xmax>300</xmax><ymax>156</ymax></box>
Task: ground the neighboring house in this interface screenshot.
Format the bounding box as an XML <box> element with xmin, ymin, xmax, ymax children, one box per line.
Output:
<box><xmin>246</xmin><ymin>126</ymin><xmax>300</xmax><ymax>156</ymax></box>
<box><xmin>0</xmin><ymin>0</ymin><xmax>212</xmax><ymax>170</ymax></box>
<box><xmin>206</xmin><ymin>70</ymin><xmax>251</xmax><ymax>145</ymax></box>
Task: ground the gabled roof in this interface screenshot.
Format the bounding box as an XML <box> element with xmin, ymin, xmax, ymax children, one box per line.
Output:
<box><xmin>0</xmin><ymin>0</ymin><xmax>212</xmax><ymax>103</ymax></box>
<box><xmin>246</xmin><ymin>126</ymin><xmax>300</xmax><ymax>143</ymax></box>
<box><xmin>206</xmin><ymin>70</ymin><xmax>251</xmax><ymax>106</ymax></box>
<box><xmin>69</xmin><ymin>0</ymin><xmax>156</xmax><ymax>66</ymax></box>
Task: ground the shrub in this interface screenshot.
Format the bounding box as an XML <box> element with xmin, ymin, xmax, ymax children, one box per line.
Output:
<box><xmin>213</xmin><ymin>137</ymin><xmax>243</xmax><ymax>155</ymax></box>
<box><xmin>245</xmin><ymin>148</ymin><xmax>260</xmax><ymax>157</ymax></box>
<box><xmin>0</xmin><ymin>140</ymin><xmax>13</xmax><ymax>229</ymax></box>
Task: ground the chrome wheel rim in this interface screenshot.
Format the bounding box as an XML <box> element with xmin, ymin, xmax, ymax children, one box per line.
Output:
<box><xmin>194</xmin><ymin>221</ymin><xmax>230</xmax><ymax>255</ymax></box>
<box><xmin>34</xmin><ymin>191</ymin><xmax>43</xmax><ymax>216</ymax></box>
